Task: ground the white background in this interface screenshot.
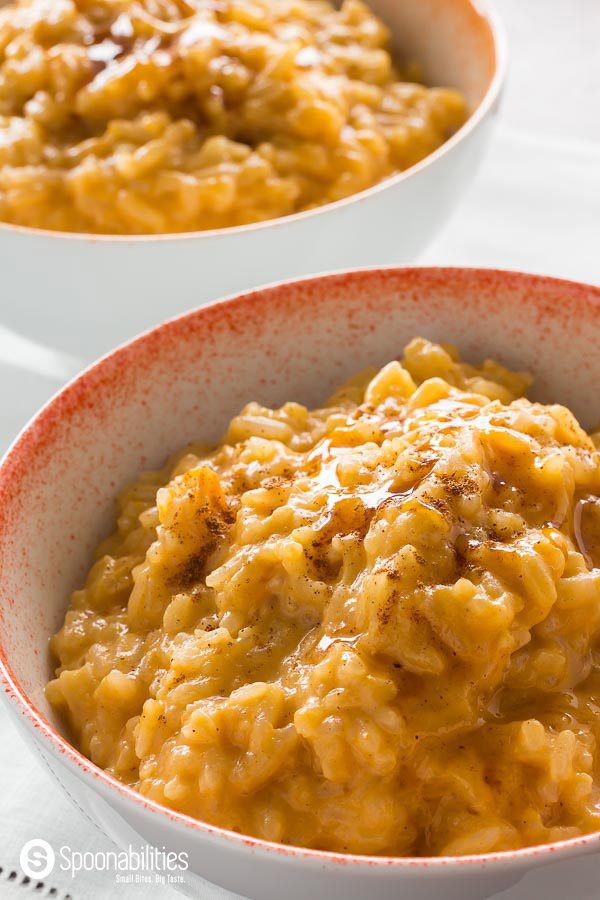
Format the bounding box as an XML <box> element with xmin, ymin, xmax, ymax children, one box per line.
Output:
<box><xmin>495</xmin><ymin>0</ymin><xmax>600</xmax><ymax>143</ymax></box>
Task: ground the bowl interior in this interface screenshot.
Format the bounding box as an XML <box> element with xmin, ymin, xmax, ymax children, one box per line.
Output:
<box><xmin>370</xmin><ymin>0</ymin><xmax>499</xmax><ymax>110</ymax></box>
<box><xmin>2</xmin><ymin>268</ymin><xmax>599</xmax><ymax>738</ymax></box>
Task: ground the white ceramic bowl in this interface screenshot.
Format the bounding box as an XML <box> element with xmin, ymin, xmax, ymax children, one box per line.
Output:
<box><xmin>1</xmin><ymin>0</ymin><xmax>505</xmax><ymax>360</ymax></box>
<box><xmin>2</xmin><ymin>268</ymin><xmax>600</xmax><ymax>900</ymax></box>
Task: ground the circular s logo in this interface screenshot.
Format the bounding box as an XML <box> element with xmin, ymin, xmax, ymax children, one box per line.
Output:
<box><xmin>20</xmin><ymin>839</ymin><xmax>55</xmax><ymax>879</ymax></box>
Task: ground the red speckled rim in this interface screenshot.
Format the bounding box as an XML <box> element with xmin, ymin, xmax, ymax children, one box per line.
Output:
<box><xmin>2</xmin><ymin>267</ymin><xmax>600</xmax><ymax>873</ymax></box>
<box><xmin>0</xmin><ymin>0</ymin><xmax>505</xmax><ymax>244</ymax></box>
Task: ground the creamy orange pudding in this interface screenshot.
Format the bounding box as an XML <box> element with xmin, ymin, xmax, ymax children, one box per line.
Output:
<box><xmin>0</xmin><ymin>0</ymin><xmax>466</xmax><ymax>234</ymax></box>
<box><xmin>48</xmin><ymin>339</ymin><xmax>600</xmax><ymax>855</ymax></box>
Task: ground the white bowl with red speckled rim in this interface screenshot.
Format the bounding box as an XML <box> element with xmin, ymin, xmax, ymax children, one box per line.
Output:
<box><xmin>2</xmin><ymin>268</ymin><xmax>600</xmax><ymax>900</ymax></box>
<box><xmin>1</xmin><ymin>0</ymin><xmax>505</xmax><ymax>361</ymax></box>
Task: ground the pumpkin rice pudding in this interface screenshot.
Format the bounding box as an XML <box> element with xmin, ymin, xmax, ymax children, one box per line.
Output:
<box><xmin>0</xmin><ymin>0</ymin><xmax>466</xmax><ymax>234</ymax></box>
<box><xmin>47</xmin><ymin>339</ymin><xmax>600</xmax><ymax>856</ymax></box>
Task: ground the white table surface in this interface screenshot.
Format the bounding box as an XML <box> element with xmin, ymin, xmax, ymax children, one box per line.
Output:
<box><xmin>1</xmin><ymin>2</ymin><xmax>599</xmax><ymax>898</ymax></box>
<box><xmin>492</xmin><ymin>0</ymin><xmax>600</xmax><ymax>144</ymax></box>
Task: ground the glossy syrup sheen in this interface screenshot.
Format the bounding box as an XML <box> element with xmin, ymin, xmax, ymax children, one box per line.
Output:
<box><xmin>47</xmin><ymin>338</ymin><xmax>600</xmax><ymax>855</ymax></box>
